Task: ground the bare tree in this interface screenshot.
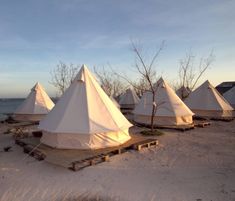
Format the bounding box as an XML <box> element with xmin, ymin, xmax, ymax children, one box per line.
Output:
<box><xmin>131</xmin><ymin>41</ymin><xmax>165</xmax><ymax>132</ymax></box>
<box><xmin>50</xmin><ymin>61</ymin><xmax>80</xmax><ymax>95</ymax></box>
<box><xmin>113</xmin><ymin>41</ymin><xmax>164</xmax><ymax>132</ymax></box>
<box><xmin>131</xmin><ymin>77</ymin><xmax>150</xmax><ymax>97</ymax></box>
<box><xmin>177</xmin><ymin>51</ymin><xmax>215</xmax><ymax>99</ymax></box>
<box><xmin>94</xmin><ymin>66</ymin><xmax>125</xmax><ymax>98</ymax></box>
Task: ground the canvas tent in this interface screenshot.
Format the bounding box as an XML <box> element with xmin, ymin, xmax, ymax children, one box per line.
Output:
<box><xmin>14</xmin><ymin>82</ymin><xmax>55</xmax><ymax>122</ymax></box>
<box><xmin>119</xmin><ymin>88</ymin><xmax>140</xmax><ymax>110</ymax></box>
<box><xmin>216</xmin><ymin>81</ymin><xmax>235</xmax><ymax>95</ymax></box>
<box><xmin>223</xmin><ymin>86</ymin><xmax>235</xmax><ymax>109</ymax></box>
<box><xmin>176</xmin><ymin>86</ymin><xmax>191</xmax><ymax>100</ymax></box>
<box><xmin>39</xmin><ymin>65</ymin><xmax>132</xmax><ymax>149</ymax></box>
<box><xmin>110</xmin><ymin>96</ymin><xmax>120</xmax><ymax>109</ymax></box>
<box><xmin>133</xmin><ymin>78</ymin><xmax>194</xmax><ymax>126</ymax></box>
<box><xmin>184</xmin><ymin>80</ymin><xmax>234</xmax><ymax>118</ymax></box>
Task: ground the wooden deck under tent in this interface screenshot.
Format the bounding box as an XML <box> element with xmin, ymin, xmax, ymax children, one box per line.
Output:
<box><xmin>134</xmin><ymin>119</ymin><xmax>211</xmax><ymax>131</ymax></box>
<box><xmin>15</xmin><ymin>134</ymin><xmax>159</xmax><ymax>171</ymax></box>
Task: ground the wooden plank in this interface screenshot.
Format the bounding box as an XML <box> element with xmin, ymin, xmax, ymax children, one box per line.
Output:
<box><xmin>210</xmin><ymin>117</ymin><xmax>234</xmax><ymax>122</ymax></box>
<box><xmin>70</xmin><ymin>139</ymin><xmax>159</xmax><ymax>171</ymax></box>
<box><xmin>132</xmin><ymin>139</ymin><xmax>159</xmax><ymax>151</ymax></box>
<box><xmin>23</xmin><ymin>145</ymin><xmax>46</xmax><ymax>161</ymax></box>
<box><xmin>194</xmin><ymin>121</ymin><xmax>211</xmax><ymax>128</ymax></box>
<box><xmin>194</xmin><ymin>116</ymin><xmax>234</xmax><ymax>122</ymax></box>
<box><xmin>135</xmin><ymin>122</ymin><xmax>194</xmax><ymax>131</ymax></box>
<box><xmin>71</xmin><ymin>154</ymin><xmax>109</xmax><ymax>171</ymax></box>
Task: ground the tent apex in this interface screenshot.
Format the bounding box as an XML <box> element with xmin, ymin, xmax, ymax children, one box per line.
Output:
<box><xmin>81</xmin><ymin>64</ymin><xmax>88</xmax><ymax>70</ymax></box>
<box><xmin>32</xmin><ymin>82</ymin><xmax>43</xmax><ymax>91</ymax></box>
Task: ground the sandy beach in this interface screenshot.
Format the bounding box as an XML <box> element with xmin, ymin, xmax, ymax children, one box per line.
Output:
<box><xmin>0</xmin><ymin>121</ymin><xmax>235</xmax><ymax>201</ymax></box>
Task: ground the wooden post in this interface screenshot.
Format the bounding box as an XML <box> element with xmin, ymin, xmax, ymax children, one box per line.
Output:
<box><xmin>104</xmin><ymin>155</ymin><xmax>110</xmax><ymax>162</ymax></box>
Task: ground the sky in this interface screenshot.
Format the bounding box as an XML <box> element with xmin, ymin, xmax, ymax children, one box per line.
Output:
<box><xmin>0</xmin><ymin>0</ymin><xmax>234</xmax><ymax>98</ymax></box>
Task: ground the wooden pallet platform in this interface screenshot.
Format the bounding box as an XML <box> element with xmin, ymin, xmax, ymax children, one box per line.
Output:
<box><xmin>132</xmin><ymin>139</ymin><xmax>159</xmax><ymax>151</ymax></box>
<box><xmin>210</xmin><ymin>117</ymin><xmax>234</xmax><ymax>122</ymax></box>
<box><xmin>194</xmin><ymin>121</ymin><xmax>211</xmax><ymax>128</ymax></box>
<box><xmin>193</xmin><ymin>116</ymin><xmax>208</xmax><ymax>121</ymax></box>
<box><xmin>15</xmin><ymin>135</ymin><xmax>159</xmax><ymax>171</ymax></box>
<box><xmin>23</xmin><ymin>145</ymin><xmax>46</xmax><ymax>161</ymax></box>
<box><xmin>71</xmin><ymin>138</ymin><xmax>159</xmax><ymax>171</ymax></box>
<box><xmin>193</xmin><ymin>116</ymin><xmax>234</xmax><ymax>122</ymax></box>
<box><xmin>135</xmin><ymin>122</ymin><xmax>194</xmax><ymax>132</ymax></box>
<box><xmin>71</xmin><ymin>153</ymin><xmax>110</xmax><ymax>171</ymax></box>
<box><xmin>155</xmin><ymin>125</ymin><xmax>194</xmax><ymax>131</ymax></box>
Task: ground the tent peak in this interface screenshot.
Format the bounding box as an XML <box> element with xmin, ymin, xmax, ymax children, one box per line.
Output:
<box><xmin>157</xmin><ymin>77</ymin><xmax>166</xmax><ymax>84</ymax></box>
<box><xmin>201</xmin><ymin>80</ymin><xmax>213</xmax><ymax>89</ymax></box>
<box><xmin>204</xmin><ymin>80</ymin><xmax>211</xmax><ymax>85</ymax></box>
<box><xmin>154</xmin><ymin>77</ymin><xmax>167</xmax><ymax>89</ymax></box>
<box><xmin>81</xmin><ymin>64</ymin><xmax>89</xmax><ymax>70</ymax></box>
<box><xmin>74</xmin><ymin>64</ymin><xmax>90</xmax><ymax>82</ymax></box>
<box><xmin>31</xmin><ymin>82</ymin><xmax>43</xmax><ymax>91</ymax></box>
<box><xmin>126</xmin><ymin>88</ymin><xmax>134</xmax><ymax>92</ymax></box>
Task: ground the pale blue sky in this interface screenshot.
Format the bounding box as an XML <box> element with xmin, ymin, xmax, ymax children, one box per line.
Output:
<box><xmin>0</xmin><ymin>0</ymin><xmax>234</xmax><ymax>98</ymax></box>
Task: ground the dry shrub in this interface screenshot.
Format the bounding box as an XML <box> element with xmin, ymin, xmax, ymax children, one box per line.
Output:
<box><xmin>12</xmin><ymin>131</ymin><xmax>29</xmax><ymax>139</ymax></box>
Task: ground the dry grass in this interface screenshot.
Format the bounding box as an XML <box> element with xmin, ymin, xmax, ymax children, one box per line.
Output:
<box><xmin>140</xmin><ymin>129</ymin><xmax>164</xmax><ymax>136</ymax></box>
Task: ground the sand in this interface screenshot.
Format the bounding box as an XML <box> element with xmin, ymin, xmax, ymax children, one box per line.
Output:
<box><xmin>0</xmin><ymin>121</ymin><xmax>235</xmax><ymax>201</ymax></box>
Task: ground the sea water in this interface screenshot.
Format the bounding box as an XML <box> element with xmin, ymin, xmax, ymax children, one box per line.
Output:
<box><xmin>0</xmin><ymin>98</ymin><xmax>58</xmax><ymax>121</ymax></box>
<box><xmin>0</xmin><ymin>98</ymin><xmax>24</xmax><ymax>120</ymax></box>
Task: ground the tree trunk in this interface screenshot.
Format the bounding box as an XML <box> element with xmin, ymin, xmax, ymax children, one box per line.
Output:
<box><xmin>150</xmin><ymin>91</ymin><xmax>156</xmax><ymax>132</ymax></box>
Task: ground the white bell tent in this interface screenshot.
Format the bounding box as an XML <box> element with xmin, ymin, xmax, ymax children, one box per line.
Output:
<box><xmin>39</xmin><ymin>65</ymin><xmax>132</xmax><ymax>149</ymax></box>
<box><xmin>133</xmin><ymin>78</ymin><xmax>194</xmax><ymax>126</ymax></box>
<box><xmin>110</xmin><ymin>96</ymin><xmax>120</xmax><ymax>109</ymax></box>
<box><xmin>14</xmin><ymin>82</ymin><xmax>55</xmax><ymax>122</ymax></box>
<box><xmin>119</xmin><ymin>88</ymin><xmax>140</xmax><ymax>110</ymax></box>
<box><xmin>223</xmin><ymin>86</ymin><xmax>235</xmax><ymax>109</ymax></box>
<box><xmin>184</xmin><ymin>80</ymin><xmax>233</xmax><ymax>118</ymax></box>
<box><xmin>176</xmin><ymin>86</ymin><xmax>191</xmax><ymax>100</ymax></box>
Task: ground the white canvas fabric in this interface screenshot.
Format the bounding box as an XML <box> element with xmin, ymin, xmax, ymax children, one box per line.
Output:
<box><xmin>14</xmin><ymin>83</ymin><xmax>54</xmax><ymax>122</ymax></box>
<box><xmin>184</xmin><ymin>80</ymin><xmax>234</xmax><ymax>117</ymax></box>
<box><xmin>223</xmin><ymin>86</ymin><xmax>235</xmax><ymax>109</ymax></box>
<box><xmin>133</xmin><ymin>78</ymin><xmax>194</xmax><ymax>126</ymax></box>
<box><xmin>39</xmin><ymin>65</ymin><xmax>132</xmax><ymax>149</ymax></box>
<box><xmin>176</xmin><ymin>86</ymin><xmax>191</xmax><ymax>100</ymax></box>
<box><xmin>119</xmin><ymin>88</ymin><xmax>140</xmax><ymax>109</ymax></box>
